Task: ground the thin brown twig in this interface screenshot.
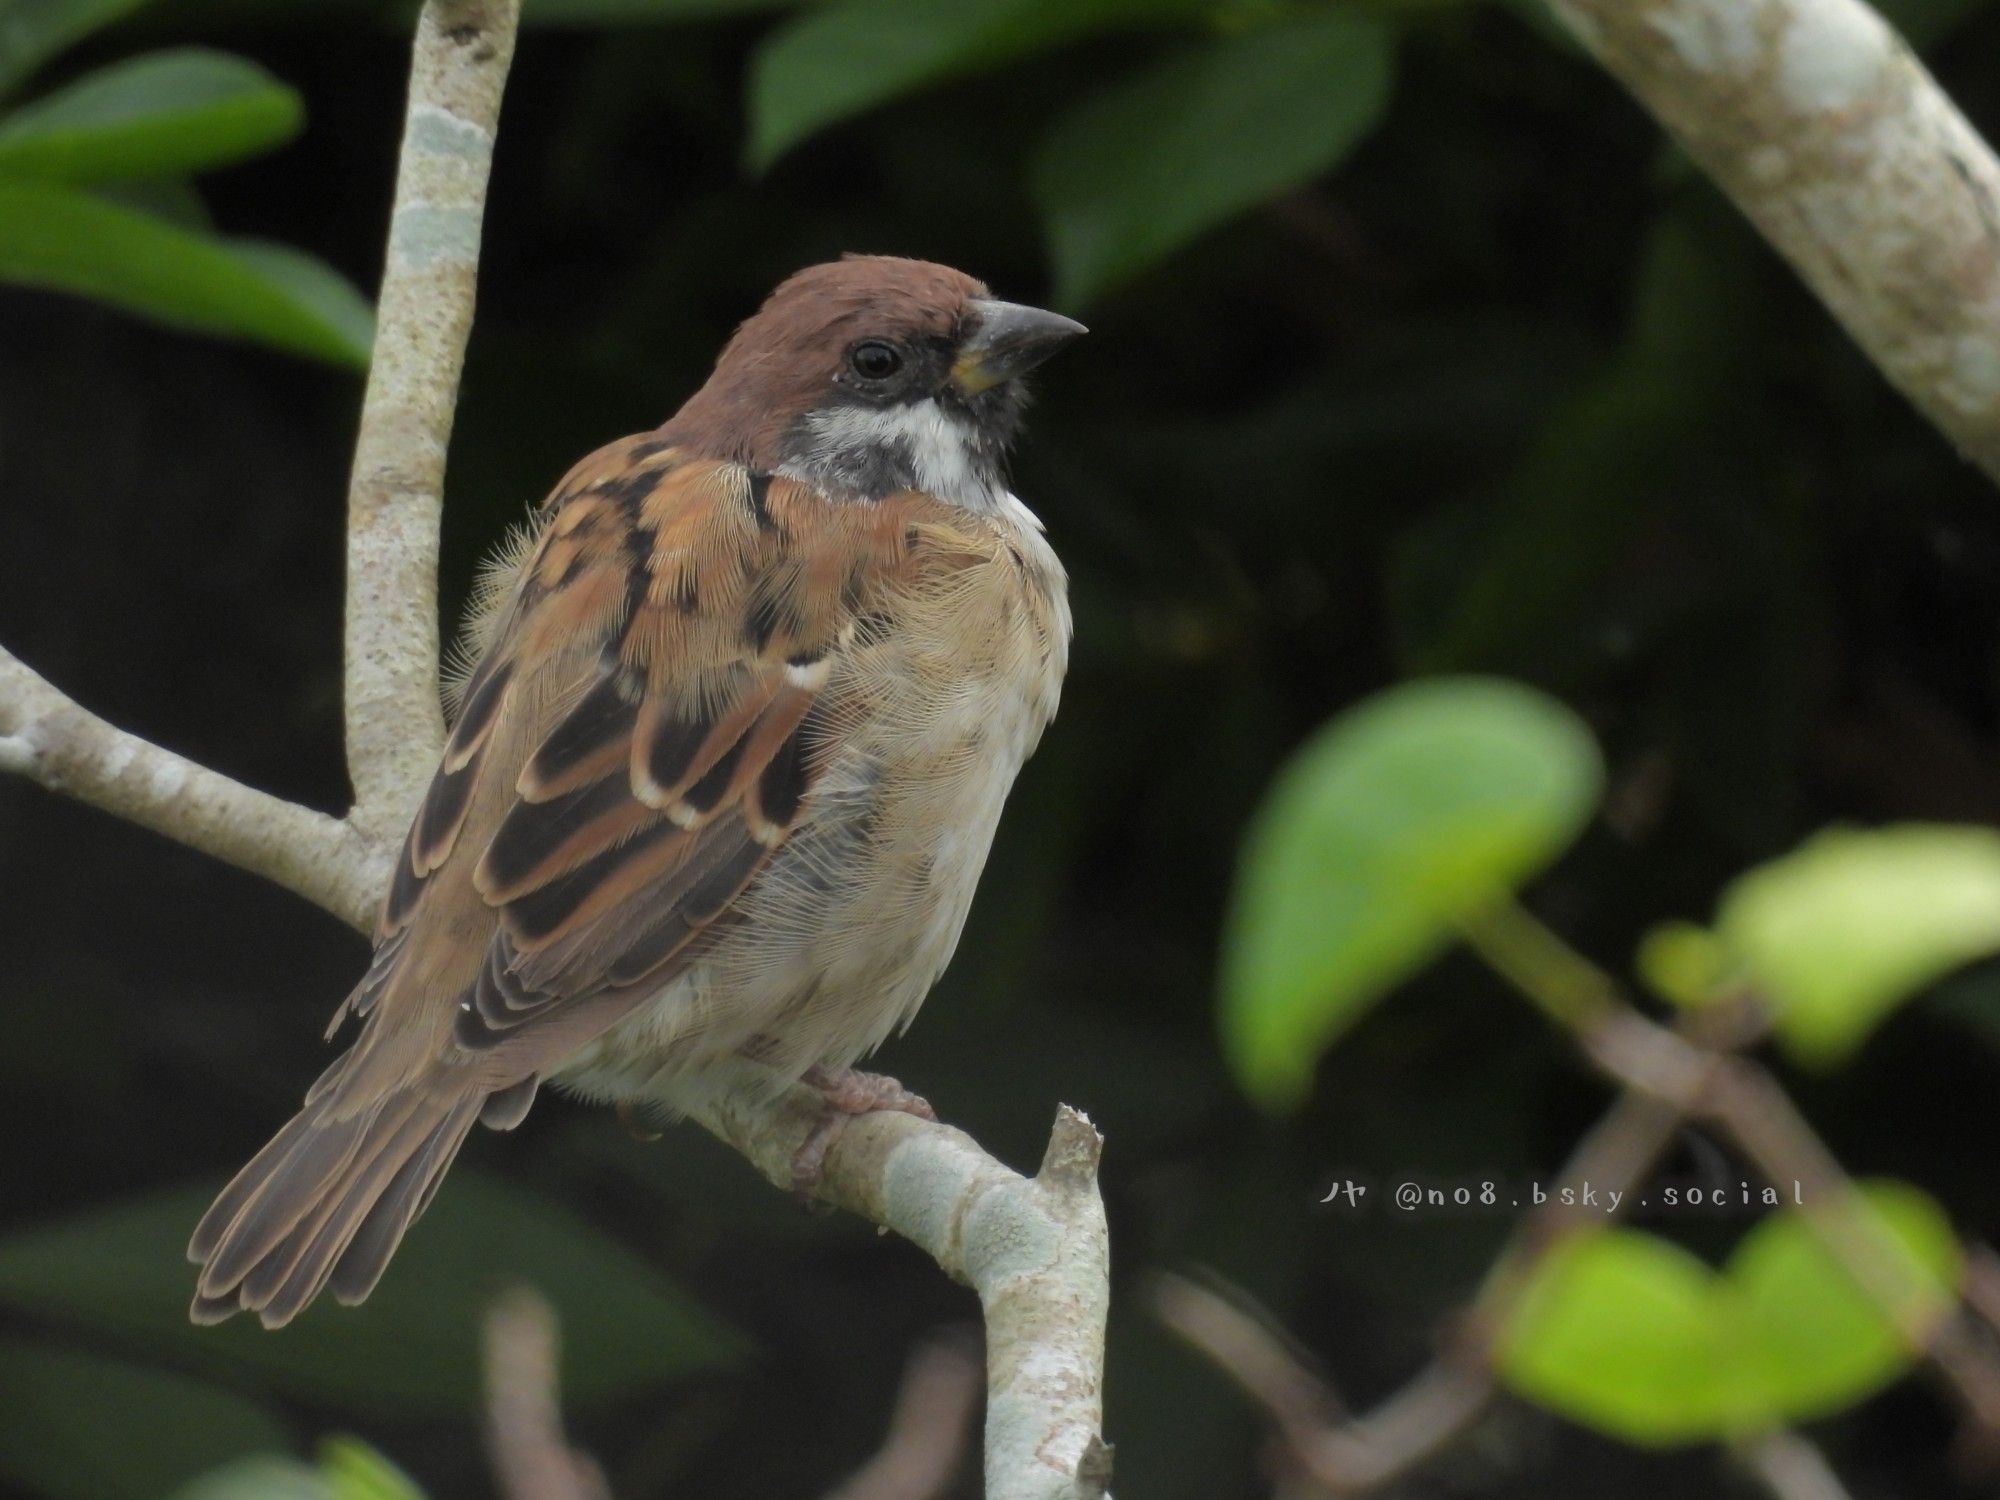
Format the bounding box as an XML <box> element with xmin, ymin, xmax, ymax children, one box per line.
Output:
<box><xmin>482</xmin><ymin>1287</ymin><xmax>610</xmax><ymax>1500</ymax></box>
<box><xmin>822</xmin><ymin>1331</ymin><xmax>984</xmax><ymax>1500</ymax></box>
<box><xmin>1156</xmin><ymin>1079</ymin><xmax>1684</xmax><ymax>1495</ymax></box>
<box><xmin>1458</xmin><ymin>902</ymin><xmax>2000</xmax><ymax>1456</ymax></box>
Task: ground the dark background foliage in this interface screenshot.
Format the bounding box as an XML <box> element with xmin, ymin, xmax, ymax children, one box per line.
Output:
<box><xmin>7</xmin><ymin>0</ymin><xmax>2000</xmax><ymax>1494</ymax></box>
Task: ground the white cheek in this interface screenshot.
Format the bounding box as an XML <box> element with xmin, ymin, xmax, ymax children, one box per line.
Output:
<box><xmin>900</xmin><ymin>399</ymin><xmax>988</xmax><ymax>504</ymax></box>
<box><xmin>791</xmin><ymin>398</ymin><xmax>998</xmax><ymax>509</ymax></box>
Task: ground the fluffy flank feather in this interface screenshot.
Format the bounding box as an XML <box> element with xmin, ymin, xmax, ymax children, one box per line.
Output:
<box><xmin>442</xmin><ymin>511</ymin><xmax>547</xmax><ymax>716</ymax></box>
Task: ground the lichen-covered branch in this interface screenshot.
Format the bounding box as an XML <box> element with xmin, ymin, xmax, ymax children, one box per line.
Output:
<box><xmin>343</xmin><ymin>0</ymin><xmax>521</xmax><ymax>839</ymax></box>
<box><xmin>0</xmin><ymin>645</ymin><xmax>384</xmax><ymax>930</ymax></box>
<box><xmin>700</xmin><ymin>1092</ymin><xmax>1113</xmax><ymax>1500</ymax></box>
<box><xmin>1548</xmin><ymin>0</ymin><xmax>2000</xmax><ymax>485</ymax></box>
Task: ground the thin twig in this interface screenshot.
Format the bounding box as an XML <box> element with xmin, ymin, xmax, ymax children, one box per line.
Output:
<box><xmin>1460</xmin><ymin>904</ymin><xmax>2000</xmax><ymax>1450</ymax></box>
<box><xmin>1155</xmin><ymin>1082</ymin><xmax>1684</xmax><ymax>1495</ymax></box>
<box><xmin>483</xmin><ymin>1287</ymin><xmax>609</xmax><ymax>1500</ymax></box>
<box><xmin>822</xmin><ymin>1331</ymin><xmax>984</xmax><ymax>1500</ymax></box>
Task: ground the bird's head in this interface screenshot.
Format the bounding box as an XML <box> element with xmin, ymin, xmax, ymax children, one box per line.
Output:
<box><xmin>664</xmin><ymin>255</ymin><xmax>1085</xmax><ymax>509</ymax></box>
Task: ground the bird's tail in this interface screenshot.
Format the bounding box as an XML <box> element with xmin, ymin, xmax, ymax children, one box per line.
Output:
<box><xmin>186</xmin><ymin>1071</ymin><xmax>492</xmax><ymax>1329</ymax></box>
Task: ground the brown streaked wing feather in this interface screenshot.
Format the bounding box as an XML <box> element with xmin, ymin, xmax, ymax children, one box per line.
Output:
<box><xmin>434</xmin><ymin>472</ymin><xmax>936</xmax><ymax>1061</ymax></box>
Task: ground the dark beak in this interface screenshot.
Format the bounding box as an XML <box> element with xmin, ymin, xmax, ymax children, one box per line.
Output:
<box><xmin>952</xmin><ymin>299</ymin><xmax>1087</xmax><ymax>396</ymax></box>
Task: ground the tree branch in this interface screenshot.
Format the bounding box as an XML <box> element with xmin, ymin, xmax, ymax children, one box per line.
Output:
<box><xmin>343</xmin><ymin>0</ymin><xmax>520</xmax><ymax>839</ymax></box>
<box><xmin>1548</xmin><ymin>0</ymin><xmax>2000</xmax><ymax>485</ymax></box>
<box><xmin>699</xmin><ymin>1093</ymin><xmax>1113</xmax><ymax>1500</ymax></box>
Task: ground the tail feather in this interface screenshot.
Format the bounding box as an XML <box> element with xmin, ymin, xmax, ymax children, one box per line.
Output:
<box><xmin>188</xmin><ymin>1106</ymin><xmax>373</xmax><ymax>1284</ymax></box>
<box><xmin>191</xmin><ymin>1078</ymin><xmax>492</xmax><ymax>1329</ymax></box>
<box><xmin>328</xmin><ymin>1097</ymin><xmax>483</xmax><ymax>1307</ymax></box>
<box><xmin>231</xmin><ymin>1092</ymin><xmax>428</xmax><ymax>1316</ymax></box>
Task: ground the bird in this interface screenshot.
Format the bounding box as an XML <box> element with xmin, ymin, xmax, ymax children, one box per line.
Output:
<box><xmin>188</xmin><ymin>255</ymin><xmax>1082</xmax><ymax>1328</ymax></box>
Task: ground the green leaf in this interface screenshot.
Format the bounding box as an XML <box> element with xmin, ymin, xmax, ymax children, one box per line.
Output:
<box><xmin>747</xmin><ymin>0</ymin><xmax>1195</xmax><ymax>170</ymax></box>
<box><xmin>1634</xmin><ymin>920</ymin><xmax>1730</xmax><ymax>1009</ymax></box>
<box><xmin>0</xmin><ymin>180</ymin><xmax>372</xmax><ymax>365</ymax></box>
<box><xmin>0</xmin><ymin>1171</ymin><xmax>747</xmax><ymax>1415</ymax></box>
<box><xmin>1737</xmin><ymin>1180</ymin><xmax>1960</xmax><ymax>1421</ymax></box>
<box><xmin>1497</xmin><ymin>1181</ymin><xmax>1960</xmax><ymax>1444</ymax></box>
<box><xmin>228</xmin><ymin>238</ymin><xmax>377</xmax><ymax>360</ymax></box>
<box><xmin>1220</xmin><ymin>677</ymin><xmax>1602</xmax><ymax>1112</ymax></box>
<box><xmin>1717</xmin><ymin>824</ymin><xmax>2000</xmax><ymax>1067</ymax></box>
<box><xmin>0</xmin><ymin>1341</ymin><xmax>289</xmax><ymax>1500</ymax></box>
<box><xmin>318</xmin><ymin>1438</ymin><xmax>426</xmax><ymax>1500</ymax></box>
<box><xmin>0</xmin><ymin>49</ymin><xmax>302</xmax><ymax>184</ymax></box>
<box><xmin>1497</xmin><ymin>1231</ymin><xmax>1753</xmax><ymax>1445</ymax></box>
<box><xmin>1032</xmin><ymin>11</ymin><xmax>1395</xmax><ymax>306</ymax></box>
<box><xmin>0</xmin><ymin>0</ymin><xmax>153</xmax><ymax>99</ymax></box>
<box><xmin>172</xmin><ymin>1440</ymin><xmax>427</xmax><ymax>1500</ymax></box>
<box><xmin>96</xmin><ymin>174</ymin><xmax>212</xmax><ymax>227</ymax></box>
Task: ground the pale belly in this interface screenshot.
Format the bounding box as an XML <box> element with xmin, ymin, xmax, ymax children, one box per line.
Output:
<box><xmin>553</xmin><ymin>538</ymin><xmax>1067</xmax><ymax>1110</ymax></box>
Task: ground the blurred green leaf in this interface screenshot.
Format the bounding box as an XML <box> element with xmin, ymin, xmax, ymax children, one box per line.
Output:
<box><xmin>0</xmin><ymin>1171</ymin><xmax>747</xmax><ymax>1415</ymax></box>
<box><xmin>0</xmin><ymin>49</ymin><xmax>302</xmax><ymax>183</ymax></box>
<box><xmin>1033</xmin><ymin>11</ymin><xmax>1394</xmax><ymax>306</ymax></box>
<box><xmin>1498</xmin><ymin>1181</ymin><xmax>1958</xmax><ymax>1444</ymax></box>
<box><xmin>1737</xmin><ymin>1180</ymin><xmax>1960</xmax><ymax>1420</ymax></box>
<box><xmin>747</xmin><ymin>0</ymin><xmax>1196</xmax><ymax>170</ymax></box>
<box><xmin>0</xmin><ymin>180</ymin><xmax>372</xmax><ymax>364</ymax></box>
<box><xmin>96</xmin><ymin>173</ymin><xmax>211</xmax><ymax>225</ymax></box>
<box><xmin>0</xmin><ymin>1341</ymin><xmax>289</xmax><ymax>1500</ymax></box>
<box><xmin>1717</xmin><ymin>824</ymin><xmax>2000</xmax><ymax>1067</ymax></box>
<box><xmin>171</xmin><ymin>1441</ymin><xmax>426</xmax><ymax>1500</ymax></box>
<box><xmin>228</xmin><ymin>238</ymin><xmax>376</xmax><ymax>359</ymax></box>
<box><xmin>318</xmin><ymin>1437</ymin><xmax>426</xmax><ymax>1500</ymax></box>
<box><xmin>0</xmin><ymin>0</ymin><xmax>152</xmax><ymax>99</ymax></box>
<box><xmin>1634</xmin><ymin>919</ymin><xmax>1730</xmax><ymax>1009</ymax></box>
<box><xmin>1497</xmin><ymin>1231</ymin><xmax>1751</xmax><ymax>1445</ymax></box>
<box><xmin>1220</xmin><ymin>677</ymin><xmax>1602</xmax><ymax>1112</ymax></box>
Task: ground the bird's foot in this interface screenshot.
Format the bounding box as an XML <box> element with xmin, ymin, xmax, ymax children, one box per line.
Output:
<box><xmin>790</xmin><ymin>1066</ymin><xmax>937</xmax><ymax>1190</ymax></box>
<box><xmin>616</xmin><ymin>1099</ymin><xmax>663</xmax><ymax>1142</ymax></box>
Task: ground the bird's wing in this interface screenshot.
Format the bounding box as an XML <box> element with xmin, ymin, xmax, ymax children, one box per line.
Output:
<box><xmin>190</xmin><ymin>435</ymin><xmax>950</xmax><ymax>1324</ymax></box>
<box><xmin>355</xmin><ymin>435</ymin><xmax>943</xmax><ymax>1087</ymax></box>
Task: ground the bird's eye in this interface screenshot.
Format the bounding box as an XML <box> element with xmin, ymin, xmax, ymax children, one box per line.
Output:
<box><xmin>849</xmin><ymin>341</ymin><xmax>903</xmax><ymax>381</ymax></box>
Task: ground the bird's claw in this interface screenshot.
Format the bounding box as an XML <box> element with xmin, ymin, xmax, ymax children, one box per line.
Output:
<box><xmin>790</xmin><ymin>1066</ymin><xmax>937</xmax><ymax>1190</ymax></box>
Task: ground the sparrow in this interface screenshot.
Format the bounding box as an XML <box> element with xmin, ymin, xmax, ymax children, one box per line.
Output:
<box><xmin>189</xmin><ymin>256</ymin><xmax>1082</xmax><ymax>1328</ymax></box>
